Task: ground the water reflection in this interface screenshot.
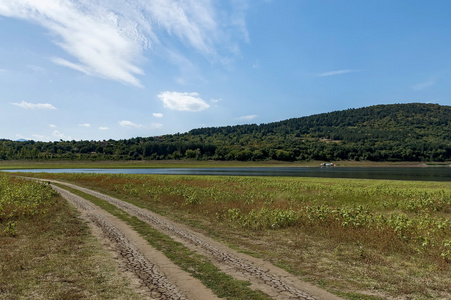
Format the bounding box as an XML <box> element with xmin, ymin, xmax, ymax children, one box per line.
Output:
<box><xmin>3</xmin><ymin>167</ymin><xmax>451</xmax><ymax>181</ymax></box>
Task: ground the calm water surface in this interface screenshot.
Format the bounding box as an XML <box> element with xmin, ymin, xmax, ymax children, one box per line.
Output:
<box><xmin>3</xmin><ymin>167</ymin><xmax>451</xmax><ymax>181</ymax></box>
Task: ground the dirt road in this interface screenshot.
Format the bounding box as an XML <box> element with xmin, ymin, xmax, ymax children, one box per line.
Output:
<box><xmin>49</xmin><ymin>180</ymin><xmax>342</xmax><ymax>300</ymax></box>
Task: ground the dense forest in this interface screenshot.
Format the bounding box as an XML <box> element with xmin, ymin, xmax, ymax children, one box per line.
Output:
<box><xmin>1</xmin><ymin>103</ymin><xmax>450</xmax><ymax>162</ymax></box>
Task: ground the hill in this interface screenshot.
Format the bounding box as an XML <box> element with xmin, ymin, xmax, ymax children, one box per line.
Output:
<box><xmin>1</xmin><ymin>103</ymin><xmax>450</xmax><ymax>162</ymax></box>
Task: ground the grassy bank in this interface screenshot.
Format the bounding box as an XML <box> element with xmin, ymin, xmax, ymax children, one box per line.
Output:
<box><xmin>23</xmin><ymin>172</ymin><xmax>451</xmax><ymax>299</ymax></box>
<box><xmin>0</xmin><ymin>159</ymin><xmax>439</xmax><ymax>170</ymax></box>
<box><xmin>0</xmin><ymin>174</ymin><xmax>145</xmax><ymax>299</ymax></box>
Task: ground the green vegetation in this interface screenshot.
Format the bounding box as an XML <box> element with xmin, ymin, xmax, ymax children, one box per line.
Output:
<box><xmin>57</xmin><ymin>183</ymin><xmax>271</xmax><ymax>300</ymax></box>
<box><xmin>0</xmin><ymin>174</ymin><xmax>57</xmax><ymax>236</ymax></box>
<box><xmin>0</xmin><ymin>174</ymin><xmax>146</xmax><ymax>299</ymax></box>
<box><xmin>1</xmin><ymin>103</ymin><xmax>450</xmax><ymax>162</ymax></box>
<box><xmin>27</xmin><ymin>172</ymin><xmax>450</xmax><ymax>299</ymax></box>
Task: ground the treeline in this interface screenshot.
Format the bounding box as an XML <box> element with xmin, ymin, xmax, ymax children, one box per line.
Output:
<box><xmin>1</xmin><ymin>103</ymin><xmax>451</xmax><ymax>162</ymax></box>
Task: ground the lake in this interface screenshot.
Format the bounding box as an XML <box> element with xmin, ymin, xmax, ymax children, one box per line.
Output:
<box><xmin>3</xmin><ymin>167</ymin><xmax>451</xmax><ymax>181</ymax></box>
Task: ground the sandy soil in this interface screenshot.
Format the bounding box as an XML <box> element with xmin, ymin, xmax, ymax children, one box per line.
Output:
<box><xmin>49</xmin><ymin>180</ymin><xmax>343</xmax><ymax>300</ymax></box>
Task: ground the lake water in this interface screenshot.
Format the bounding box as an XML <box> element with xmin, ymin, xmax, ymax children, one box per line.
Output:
<box><xmin>3</xmin><ymin>167</ymin><xmax>451</xmax><ymax>181</ymax></box>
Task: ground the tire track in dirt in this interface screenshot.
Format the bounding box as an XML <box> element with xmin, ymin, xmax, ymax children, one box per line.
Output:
<box><xmin>50</xmin><ymin>180</ymin><xmax>342</xmax><ymax>300</ymax></box>
<box><xmin>52</xmin><ymin>185</ymin><xmax>219</xmax><ymax>300</ymax></box>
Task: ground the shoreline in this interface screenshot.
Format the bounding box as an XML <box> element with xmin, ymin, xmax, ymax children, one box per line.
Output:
<box><xmin>0</xmin><ymin>159</ymin><xmax>450</xmax><ymax>170</ymax></box>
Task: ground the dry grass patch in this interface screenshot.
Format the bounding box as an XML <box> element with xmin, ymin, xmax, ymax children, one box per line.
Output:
<box><xmin>0</xmin><ymin>175</ymin><xmax>145</xmax><ymax>299</ymax></box>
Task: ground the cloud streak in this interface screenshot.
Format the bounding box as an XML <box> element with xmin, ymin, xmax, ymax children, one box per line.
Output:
<box><xmin>237</xmin><ymin>114</ymin><xmax>257</xmax><ymax>121</ymax></box>
<box><xmin>11</xmin><ymin>101</ymin><xmax>56</xmax><ymax>110</ymax></box>
<box><xmin>412</xmin><ymin>80</ymin><xmax>435</xmax><ymax>91</ymax></box>
<box><xmin>318</xmin><ymin>69</ymin><xmax>360</xmax><ymax>77</ymax></box>
<box><xmin>0</xmin><ymin>0</ymin><xmax>247</xmax><ymax>86</ymax></box>
<box><xmin>158</xmin><ymin>91</ymin><xmax>210</xmax><ymax>112</ymax></box>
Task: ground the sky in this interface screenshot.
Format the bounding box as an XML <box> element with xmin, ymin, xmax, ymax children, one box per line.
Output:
<box><xmin>1</xmin><ymin>0</ymin><xmax>451</xmax><ymax>142</ymax></box>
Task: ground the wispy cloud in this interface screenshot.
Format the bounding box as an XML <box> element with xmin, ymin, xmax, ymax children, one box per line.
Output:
<box><xmin>150</xmin><ymin>122</ymin><xmax>163</xmax><ymax>129</ymax></box>
<box><xmin>318</xmin><ymin>69</ymin><xmax>360</xmax><ymax>77</ymax></box>
<box><xmin>49</xmin><ymin>124</ymin><xmax>57</xmax><ymax>128</ymax></box>
<box><xmin>252</xmin><ymin>61</ymin><xmax>260</xmax><ymax>69</ymax></box>
<box><xmin>119</xmin><ymin>120</ymin><xmax>143</xmax><ymax>128</ymax></box>
<box><xmin>27</xmin><ymin>65</ymin><xmax>46</xmax><ymax>73</ymax></box>
<box><xmin>79</xmin><ymin>123</ymin><xmax>91</xmax><ymax>128</ymax></box>
<box><xmin>32</xmin><ymin>134</ymin><xmax>46</xmax><ymax>141</ymax></box>
<box><xmin>153</xmin><ymin>113</ymin><xmax>163</xmax><ymax>118</ymax></box>
<box><xmin>158</xmin><ymin>91</ymin><xmax>210</xmax><ymax>112</ymax></box>
<box><xmin>237</xmin><ymin>114</ymin><xmax>257</xmax><ymax>121</ymax></box>
<box><xmin>98</xmin><ymin>126</ymin><xmax>109</xmax><ymax>130</ymax></box>
<box><xmin>53</xmin><ymin>130</ymin><xmax>71</xmax><ymax>140</ymax></box>
<box><xmin>0</xmin><ymin>1</ymin><xmax>248</xmax><ymax>86</ymax></box>
<box><xmin>412</xmin><ymin>80</ymin><xmax>435</xmax><ymax>91</ymax></box>
<box><xmin>11</xmin><ymin>101</ymin><xmax>56</xmax><ymax>110</ymax></box>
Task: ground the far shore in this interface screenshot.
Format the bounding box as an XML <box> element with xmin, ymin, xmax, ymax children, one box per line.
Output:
<box><xmin>0</xmin><ymin>159</ymin><xmax>450</xmax><ymax>170</ymax></box>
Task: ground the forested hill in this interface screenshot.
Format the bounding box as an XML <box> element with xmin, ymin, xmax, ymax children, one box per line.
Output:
<box><xmin>1</xmin><ymin>103</ymin><xmax>451</xmax><ymax>162</ymax></box>
<box><xmin>191</xmin><ymin>103</ymin><xmax>450</xmax><ymax>140</ymax></box>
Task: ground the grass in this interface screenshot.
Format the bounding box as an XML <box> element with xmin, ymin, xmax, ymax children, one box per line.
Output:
<box><xmin>0</xmin><ymin>159</ymin><xmax>437</xmax><ymax>170</ymax></box>
<box><xmin>0</xmin><ymin>159</ymin><xmax>317</xmax><ymax>169</ymax></box>
<box><xmin>26</xmin><ymin>172</ymin><xmax>451</xmax><ymax>300</ymax></box>
<box><xmin>0</xmin><ymin>174</ymin><xmax>146</xmax><ymax>299</ymax></box>
<box><xmin>56</xmin><ymin>183</ymin><xmax>271</xmax><ymax>300</ymax></box>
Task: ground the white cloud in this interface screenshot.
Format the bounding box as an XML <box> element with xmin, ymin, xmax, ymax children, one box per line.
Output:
<box><xmin>412</xmin><ymin>80</ymin><xmax>435</xmax><ymax>91</ymax></box>
<box><xmin>0</xmin><ymin>1</ymin><xmax>248</xmax><ymax>86</ymax></box>
<box><xmin>150</xmin><ymin>122</ymin><xmax>163</xmax><ymax>129</ymax></box>
<box><xmin>98</xmin><ymin>126</ymin><xmax>109</xmax><ymax>130</ymax></box>
<box><xmin>119</xmin><ymin>120</ymin><xmax>143</xmax><ymax>128</ymax></box>
<box><xmin>0</xmin><ymin>1</ymin><xmax>145</xmax><ymax>87</ymax></box>
<box><xmin>158</xmin><ymin>91</ymin><xmax>210</xmax><ymax>112</ymax></box>
<box><xmin>51</xmin><ymin>58</ymin><xmax>91</xmax><ymax>76</ymax></box>
<box><xmin>32</xmin><ymin>134</ymin><xmax>46</xmax><ymax>141</ymax></box>
<box><xmin>27</xmin><ymin>65</ymin><xmax>46</xmax><ymax>73</ymax></box>
<box><xmin>11</xmin><ymin>101</ymin><xmax>56</xmax><ymax>110</ymax></box>
<box><xmin>318</xmin><ymin>69</ymin><xmax>360</xmax><ymax>77</ymax></box>
<box><xmin>53</xmin><ymin>130</ymin><xmax>71</xmax><ymax>140</ymax></box>
<box><xmin>49</xmin><ymin>124</ymin><xmax>57</xmax><ymax>128</ymax></box>
<box><xmin>210</xmin><ymin>98</ymin><xmax>222</xmax><ymax>103</ymax></box>
<box><xmin>79</xmin><ymin>123</ymin><xmax>91</xmax><ymax>127</ymax></box>
<box><xmin>153</xmin><ymin>113</ymin><xmax>163</xmax><ymax>118</ymax></box>
<box><xmin>237</xmin><ymin>114</ymin><xmax>257</xmax><ymax>121</ymax></box>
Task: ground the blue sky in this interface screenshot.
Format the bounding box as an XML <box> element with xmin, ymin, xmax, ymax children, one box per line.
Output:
<box><xmin>1</xmin><ymin>0</ymin><xmax>450</xmax><ymax>142</ymax></box>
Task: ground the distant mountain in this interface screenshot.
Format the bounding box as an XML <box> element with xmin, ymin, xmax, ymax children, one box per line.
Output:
<box><xmin>15</xmin><ymin>139</ymin><xmax>28</xmax><ymax>142</ymax></box>
<box><xmin>1</xmin><ymin>103</ymin><xmax>450</xmax><ymax>162</ymax></box>
<box><xmin>191</xmin><ymin>102</ymin><xmax>450</xmax><ymax>140</ymax></box>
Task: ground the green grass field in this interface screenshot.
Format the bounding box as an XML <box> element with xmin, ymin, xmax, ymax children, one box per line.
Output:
<box><xmin>12</xmin><ymin>170</ymin><xmax>450</xmax><ymax>299</ymax></box>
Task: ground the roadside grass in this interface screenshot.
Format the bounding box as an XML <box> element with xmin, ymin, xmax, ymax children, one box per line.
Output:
<box><xmin>56</xmin><ymin>183</ymin><xmax>272</xmax><ymax>300</ymax></box>
<box><xmin>21</xmin><ymin>173</ymin><xmax>451</xmax><ymax>299</ymax></box>
<box><xmin>0</xmin><ymin>174</ymin><xmax>146</xmax><ymax>299</ymax></box>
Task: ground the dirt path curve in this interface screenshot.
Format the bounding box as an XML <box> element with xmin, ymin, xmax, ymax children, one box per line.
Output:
<box><xmin>51</xmin><ymin>184</ymin><xmax>220</xmax><ymax>300</ymax></box>
<box><xmin>47</xmin><ymin>179</ymin><xmax>342</xmax><ymax>300</ymax></box>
